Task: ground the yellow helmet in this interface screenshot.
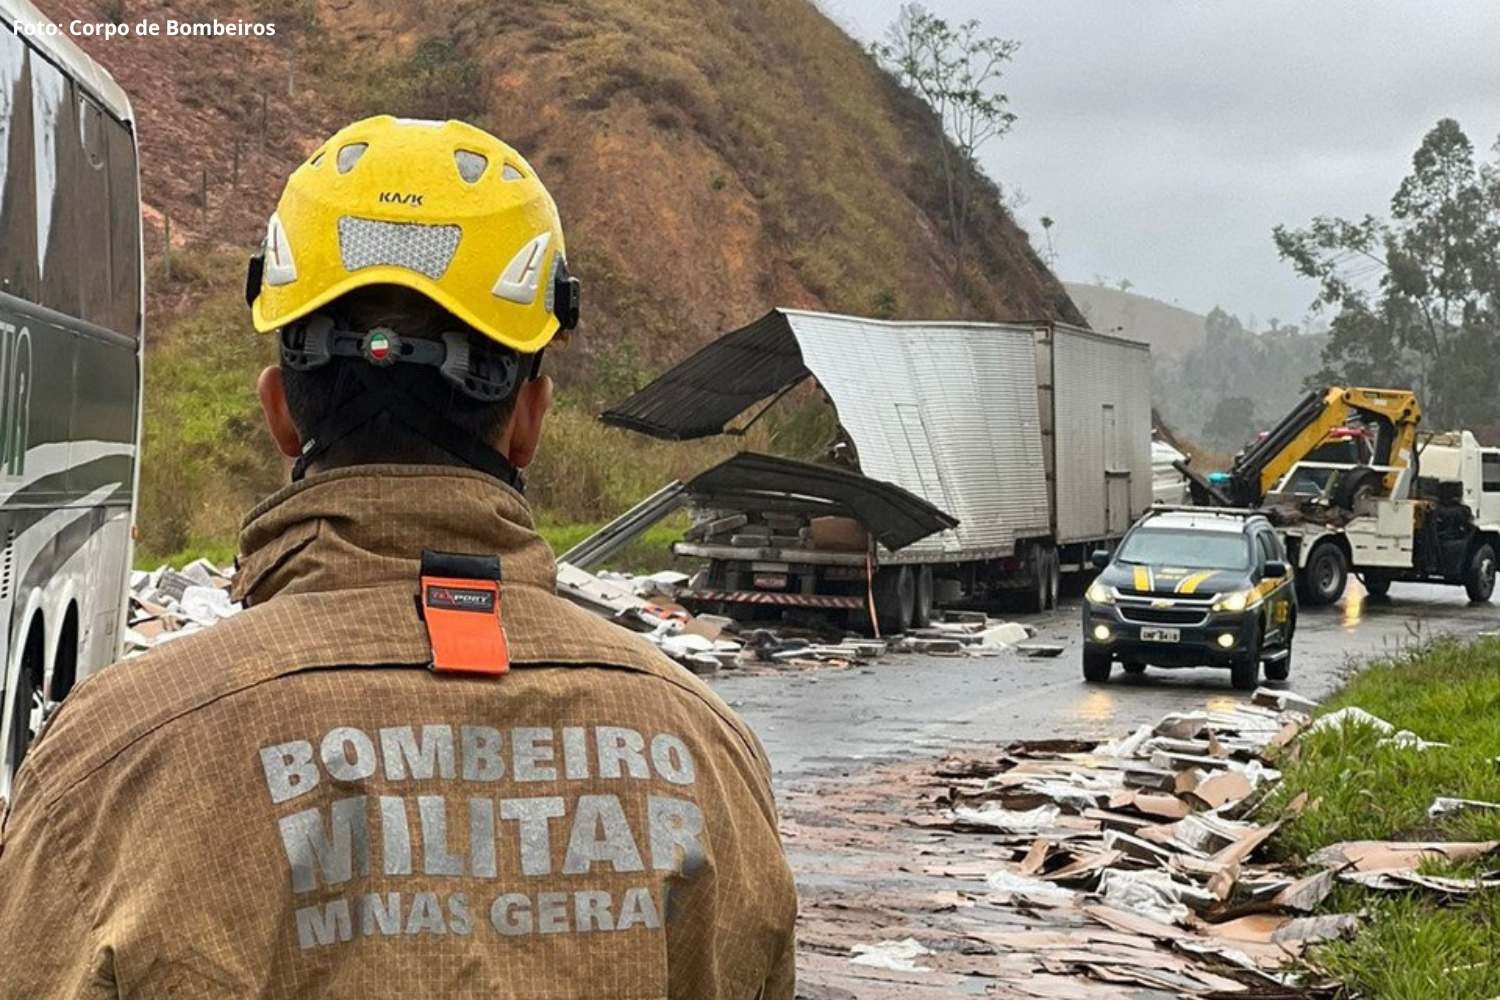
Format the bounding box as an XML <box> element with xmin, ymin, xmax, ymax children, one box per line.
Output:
<box><xmin>248</xmin><ymin>115</ymin><xmax>579</xmax><ymax>353</ymax></box>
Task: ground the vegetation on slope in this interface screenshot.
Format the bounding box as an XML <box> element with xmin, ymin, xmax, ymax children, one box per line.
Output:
<box><xmin>1260</xmin><ymin>638</ymin><xmax>1500</xmax><ymax>999</ymax></box>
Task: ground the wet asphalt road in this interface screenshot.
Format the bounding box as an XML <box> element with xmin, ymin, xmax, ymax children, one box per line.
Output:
<box><xmin>713</xmin><ymin>581</ymin><xmax>1499</xmax><ymax>785</ymax></box>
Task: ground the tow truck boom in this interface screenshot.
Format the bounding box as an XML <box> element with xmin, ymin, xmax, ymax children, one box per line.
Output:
<box><xmin>1222</xmin><ymin>386</ymin><xmax>1421</xmax><ymax>507</ymax></box>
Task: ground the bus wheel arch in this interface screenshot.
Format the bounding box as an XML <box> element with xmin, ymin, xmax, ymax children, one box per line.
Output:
<box><xmin>7</xmin><ymin>612</ymin><xmax>47</xmax><ymax>779</ymax></box>
<box><xmin>49</xmin><ymin>602</ymin><xmax>80</xmax><ymax>703</ymax></box>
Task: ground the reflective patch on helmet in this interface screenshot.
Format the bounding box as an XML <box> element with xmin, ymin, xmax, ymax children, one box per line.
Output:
<box><xmin>264</xmin><ymin>213</ymin><xmax>298</xmax><ymax>286</ymax></box>
<box><xmin>337</xmin><ymin>143</ymin><xmax>368</xmax><ymax>174</ymax></box>
<box><xmin>338</xmin><ymin>216</ymin><xmax>462</xmax><ymax>279</ymax></box>
<box><xmin>493</xmin><ymin>232</ymin><xmax>551</xmax><ymax>305</ymax></box>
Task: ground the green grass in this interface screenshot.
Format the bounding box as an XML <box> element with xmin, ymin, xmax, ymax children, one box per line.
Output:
<box><xmin>1262</xmin><ymin>638</ymin><xmax>1500</xmax><ymax>857</ymax></box>
<box><xmin>1260</xmin><ymin>638</ymin><xmax>1500</xmax><ymax>999</ymax></box>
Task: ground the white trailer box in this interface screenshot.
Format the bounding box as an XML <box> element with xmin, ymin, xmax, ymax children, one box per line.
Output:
<box><xmin>602</xmin><ymin>309</ymin><xmax>1153</xmax><ymax>620</ymax></box>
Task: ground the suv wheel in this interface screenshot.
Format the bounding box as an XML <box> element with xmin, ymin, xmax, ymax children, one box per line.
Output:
<box><xmin>1264</xmin><ymin>645</ymin><xmax>1291</xmax><ymax>682</ymax></box>
<box><xmin>1083</xmin><ymin>650</ymin><xmax>1112</xmax><ymax>683</ymax></box>
<box><xmin>1465</xmin><ymin>543</ymin><xmax>1496</xmax><ymax>603</ymax></box>
<box><xmin>1121</xmin><ymin>660</ymin><xmax>1147</xmax><ymax>675</ymax></box>
<box><xmin>1231</xmin><ymin>626</ymin><xmax>1262</xmax><ymax>691</ymax></box>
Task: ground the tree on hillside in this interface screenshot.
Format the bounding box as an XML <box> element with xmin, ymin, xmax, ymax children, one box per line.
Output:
<box><xmin>1274</xmin><ymin>118</ymin><xmax>1500</xmax><ymax>428</ymax></box>
<box><xmin>872</xmin><ymin>4</ymin><xmax>1019</xmax><ymax>284</ymax></box>
<box><xmin>1204</xmin><ymin>396</ymin><xmax>1258</xmax><ymax>448</ymax></box>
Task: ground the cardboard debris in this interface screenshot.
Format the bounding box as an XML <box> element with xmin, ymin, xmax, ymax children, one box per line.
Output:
<box><xmin>848</xmin><ymin>937</ymin><xmax>935</xmax><ymax>972</ymax></box>
<box><xmin>125</xmin><ymin>562</ymin><xmax>242</xmax><ymax>655</ymax></box>
<box><xmin>1307</xmin><ymin>839</ymin><xmax>1500</xmax><ymax>873</ymax></box>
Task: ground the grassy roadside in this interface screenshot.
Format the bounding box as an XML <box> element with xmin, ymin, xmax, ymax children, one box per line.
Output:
<box><xmin>1260</xmin><ymin>637</ymin><xmax>1500</xmax><ymax>999</ymax></box>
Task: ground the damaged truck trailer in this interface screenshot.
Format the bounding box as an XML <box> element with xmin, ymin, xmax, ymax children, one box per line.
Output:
<box><xmin>597</xmin><ymin>309</ymin><xmax>1152</xmax><ymax>632</ymax></box>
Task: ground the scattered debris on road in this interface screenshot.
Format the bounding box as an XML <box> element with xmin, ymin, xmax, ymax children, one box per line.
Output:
<box><xmin>125</xmin><ymin>559</ymin><xmax>240</xmax><ymax>654</ymax></box>
<box><xmin>557</xmin><ymin>559</ymin><xmax>1035</xmax><ymax>674</ymax></box>
<box><xmin>782</xmin><ymin>685</ymin><xmax>1500</xmax><ymax>999</ymax></box>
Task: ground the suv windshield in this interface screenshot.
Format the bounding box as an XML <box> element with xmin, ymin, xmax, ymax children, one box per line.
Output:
<box><xmin>1117</xmin><ymin>527</ymin><xmax>1249</xmax><ymax>571</ymax></box>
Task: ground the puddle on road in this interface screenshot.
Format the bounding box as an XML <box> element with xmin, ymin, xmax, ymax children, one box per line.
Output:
<box><xmin>1342</xmin><ymin>577</ymin><xmax>1367</xmax><ymax>632</ymax></box>
<box><xmin>1069</xmin><ymin>689</ymin><xmax>1117</xmax><ymax>724</ymax></box>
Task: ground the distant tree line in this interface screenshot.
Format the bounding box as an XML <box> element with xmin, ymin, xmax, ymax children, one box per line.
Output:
<box><xmin>1275</xmin><ymin>118</ymin><xmax>1500</xmax><ymax>433</ymax></box>
<box><xmin>1153</xmin><ymin>309</ymin><xmax>1328</xmax><ymax>452</ymax></box>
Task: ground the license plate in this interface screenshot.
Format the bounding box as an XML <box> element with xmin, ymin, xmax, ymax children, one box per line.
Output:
<box><xmin>1140</xmin><ymin>627</ymin><xmax>1180</xmax><ymax>643</ymax></box>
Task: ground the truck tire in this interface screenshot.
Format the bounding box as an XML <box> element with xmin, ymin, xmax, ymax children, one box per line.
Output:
<box><xmin>1045</xmin><ymin>550</ymin><xmax>1061</xmax><ymax>610</ymax></box>
<box><xmin>914</xmin><ymin>565</ymin><xmax>935</xmax><ymax>627</ymax></box>
<box><xmin>1020</xmin><ymin>545</ymin><xmax>1054</xmax><ymax>613</ymax></box>
<box><xmin>874</xmin><ymin>565</ymin><xmax>916</xmax><ymax>634</ymax></box>
<box><xmin>1300</xmin><ymin>543</ymin><xmax>1348</xmax><ymax>607</ymax></box>
<box><xmin>1083</xmin><ymin>650</ymin><xmax>1112</xmax><ymax>683</ymax></box>
<box><xmin>1465</xmin><ymin>543</ymin><xmax>1497</xmax><ymax>603</ymax></box>
<box><xmin>1362</xmin><ymin>572</ymin><xmax>1391</xmax><ymax>598</ymax></box>
<box><xmin>1333</xmin><ymin>465</ymin><xmax>1383</xmax><ymax>512</ymax></box>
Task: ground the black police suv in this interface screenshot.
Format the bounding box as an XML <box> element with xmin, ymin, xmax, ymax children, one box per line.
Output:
<box><xmin>1081</xmin><ymin>508</ymin><xmax>1297</xmax><ymax>691</ymax></box>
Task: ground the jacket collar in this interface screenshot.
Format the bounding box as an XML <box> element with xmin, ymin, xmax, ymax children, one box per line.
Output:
<box><xmin>232</xmin><ymin>464</ymin><xmax>557</xmax><ymax>607</ymax></box>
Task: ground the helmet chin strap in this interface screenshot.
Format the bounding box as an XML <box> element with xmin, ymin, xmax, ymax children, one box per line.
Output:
<box><xmin>292</xmin><ymin>363</ymin><xmax>525</xmax><ymax>492</ymax></box>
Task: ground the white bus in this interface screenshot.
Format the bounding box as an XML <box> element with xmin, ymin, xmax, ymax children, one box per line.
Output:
<box><xmin>0</xmin><ymin>0</ymin><xmax>143</xmax><ymax>797</ymax></box>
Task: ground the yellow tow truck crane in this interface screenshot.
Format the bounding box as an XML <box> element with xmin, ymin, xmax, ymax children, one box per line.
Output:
<box><xmin>1218</xmin><ymin>386</ymin><xmax>1421</xmax><ymax>508</ymax></box>
<box><xmin>1179</xmin><ymin>386</ymin><xmax>1499</xmax><ymax>607</ymax></box>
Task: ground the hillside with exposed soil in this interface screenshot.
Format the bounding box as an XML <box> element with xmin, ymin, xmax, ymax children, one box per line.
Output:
<box><xmin>51</xmin><ymin>0</ymin><xmax>1083</xmax><ymax>559</ymax></box>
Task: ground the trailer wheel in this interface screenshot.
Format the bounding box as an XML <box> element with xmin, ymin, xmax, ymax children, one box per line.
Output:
<box><xmin>1020</xmin><ymin>545</ymin><xmax>1054</xmax><ymax>613</ymax></box>
<box><xmin>874</xmin><ymin>565</ymin><xmax>916</xmax><ymax>634</ymax></box>
<box><xmin>1465</xmin><ymin>543</ymin><xmax>1497</xmax><ymax>603</ymax></box>
<box><xmin>913</xmin><ymin>566</ymin><xmax>935</xmax><ymax>627</ymax></box>
<box><xmin>1045</xmin><ymin>550</ymin><xmax>1061</xmax><ymax>610</ymax></box>
<box><xmin>1300</xmin><ymin>543</ymin><xmax>1348</xmax><ymax>607</ymax></box>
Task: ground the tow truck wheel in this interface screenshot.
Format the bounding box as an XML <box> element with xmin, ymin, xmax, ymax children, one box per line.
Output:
<box><xmin>874</xmin><ymin>565</ymin><xmax>916</xmax><ymax>634</ymax></box>
<box><xmin>1083</xmin><ymin>650</ymin><xmax>1112</xmax><ymax>683</ymax></box>
<box><xmin>1465</xmin><ymin>543</ymin><xmax>1497</xmax><ymax>603</ymax></box>
<box><xmin>913</xmin><ymin>565</ymin><xmax>935</xmax><ymax>627</ymax></box>
<box><xmin>1300</xmin><ymin>543</ymin><xmax>1348</xmax><ymax>607</ymax></box>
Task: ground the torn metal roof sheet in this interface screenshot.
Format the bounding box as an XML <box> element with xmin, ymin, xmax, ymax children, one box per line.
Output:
<box><xmin>601</xmin><ymin>309</ymin><xmax>810</xmax><ymax>441</ymax></box>
<box><xmin>686</xmin><ymin>452</ymin><xmax>958</xmax><ymax>551</ymax></box>
<box><xmin>603</xmin><ymin>308</ymin><xmax>1056</xmax><ymax>560</ymax></box>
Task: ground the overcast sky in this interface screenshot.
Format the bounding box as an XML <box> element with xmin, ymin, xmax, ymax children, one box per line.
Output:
<box><xmin>820</xmin><ymin>0</ymin><xmax>1500</xmax><ymax>327</ymax></box>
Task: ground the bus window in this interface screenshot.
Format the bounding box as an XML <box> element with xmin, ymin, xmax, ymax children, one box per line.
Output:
<box><xmin>0</xmin><ymin>30</ymin><xmax>40</xmax><ymax>302</ymax></box>
<box><xmin>106</xmin><ymin>115</ymin><xmax>141</xmax><ymax>338</ymax></box>
<box><xmin>32</xmin><ymin>50</ymin><xmax>83</xmax><ymax>320</ymax></box>
<box><xmin>74</xmin><ymin>93</ymin><xmax>114</xmax><ymax>331</ymax></box>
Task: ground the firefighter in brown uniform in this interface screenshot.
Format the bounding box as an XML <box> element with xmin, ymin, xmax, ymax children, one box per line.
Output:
<box><xmin>0</xmin><ymin>117</ymin><xmax>797</xmax><ymax>997</ymax></box>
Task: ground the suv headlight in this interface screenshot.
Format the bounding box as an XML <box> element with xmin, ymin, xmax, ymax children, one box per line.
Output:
<box><xmin>1212</xmin><ymin>589</ymin><xmax>1260</xmax><ymax>612</ymax></box>
<box><xmin>1086</xmin><ymin>581</ymin><xmax>1115</xmax><ymax>605</ymax></box>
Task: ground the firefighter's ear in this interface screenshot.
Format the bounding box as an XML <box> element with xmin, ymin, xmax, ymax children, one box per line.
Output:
<box><xmin>503</xmin><ymin>373</ymin><xmax>552</xmax><ymax>470</ymax></box>
<box><xmin>257</xmin><ymin>365</ymin><xmax>303</xmax><ymax>459</ymax></box>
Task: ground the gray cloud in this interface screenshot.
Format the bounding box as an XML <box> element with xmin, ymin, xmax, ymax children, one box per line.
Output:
<box><xmin>822</xmin><ymin>0</ymin><xmax>1500</xmax><ymax>324</ymax></box>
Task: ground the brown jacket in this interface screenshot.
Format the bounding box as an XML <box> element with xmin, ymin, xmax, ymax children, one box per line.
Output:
<box><xmin>0</xmin><ymin>466</ymin><xmax>797</xmax><ymax>998</ymax></box>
